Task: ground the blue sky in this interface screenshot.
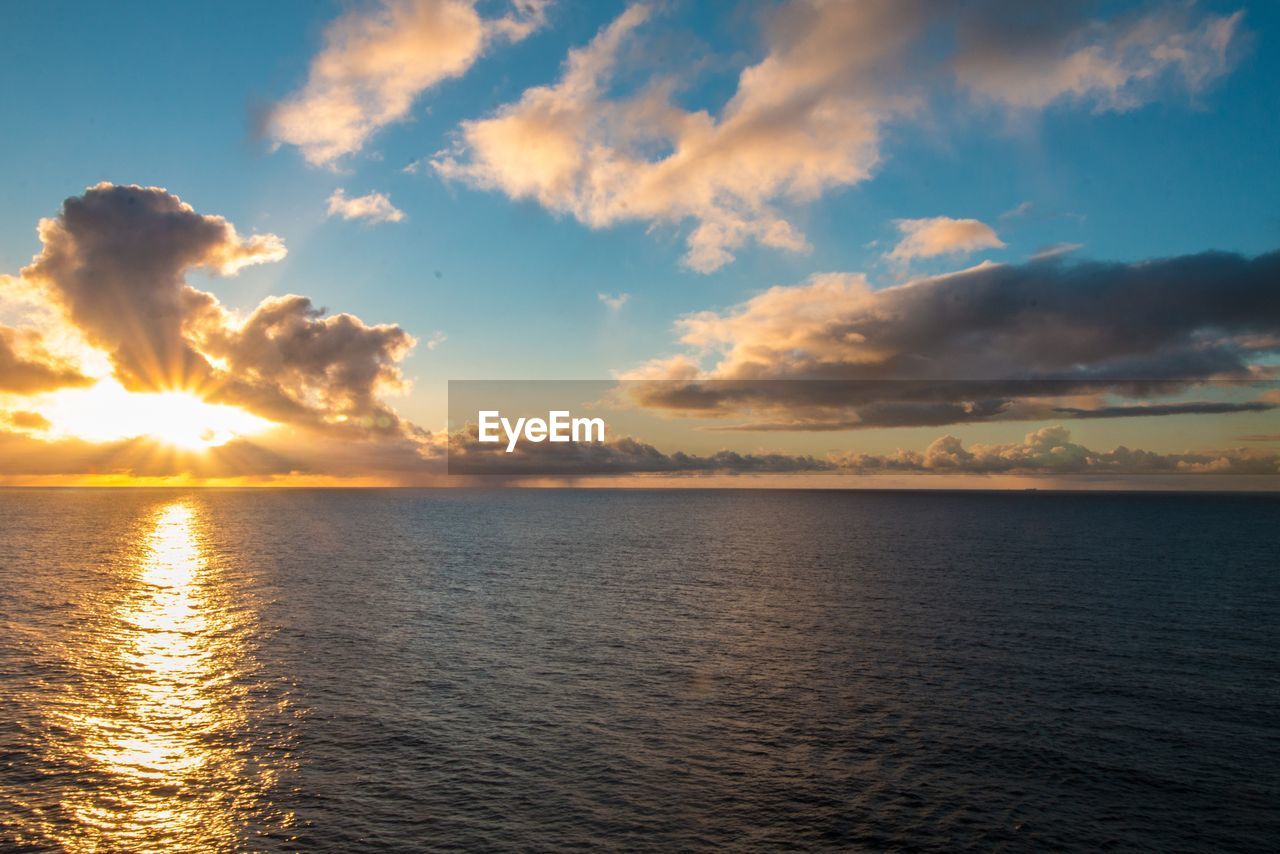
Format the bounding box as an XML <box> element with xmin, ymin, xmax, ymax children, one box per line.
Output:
<box><xmin>1</xmin><ymin>0</ymin><xmax>1278</xmax><ymax>484</ymax></box>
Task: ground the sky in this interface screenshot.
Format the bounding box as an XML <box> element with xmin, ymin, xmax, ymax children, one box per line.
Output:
<box><xmin>0</xmin><ymin>0</ymin><xmax>1278</xmax><ymax>486</ymax></box>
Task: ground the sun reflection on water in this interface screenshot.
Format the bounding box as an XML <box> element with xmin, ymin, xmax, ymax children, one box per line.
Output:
<box><xmin>26</xmin><ymin>500</ymin><xmax>293</xmax><ymax>851</ymax></box>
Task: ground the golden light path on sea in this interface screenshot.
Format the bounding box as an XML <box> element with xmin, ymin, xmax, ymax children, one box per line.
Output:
<box><xmin>23</xmin><ymin>500</ymin><xmax>291</xmax><ymax>851</ymax></box>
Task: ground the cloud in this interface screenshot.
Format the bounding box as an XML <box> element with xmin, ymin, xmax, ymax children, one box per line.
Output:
<box><xmin>21</xmin><ymin>183</ymin><xmax>285</xmax><ymax>392</ymax></box>
<box><xmin>10</xmin><ymin>416</ymin><xmax>1266</xmax><ymax>483</ymax></box>
<box><xmin>327</xmin><ymin>189</ymin><xmax>406</xmax><ymax>224</ymax></box>
<box><xmin>953</xmin><ymin>4</ymin><xmax>1244</xmax><ymax>111</ymax></box>
<box><xmin>0</xmin><ymin>325</ymin><xmax>92</xmax><ymax>393</ymax></box>
<box><xmin>447</xmin><ymin>421</ymin><xmax>832</xmax><ymax>476</ymax></box>
<box><xmin>1052</xmin><ymin>401</ymin><xmax>1274</xmax><ymax>420</ymax></box>
<box><xmin>1030</xmin><ymin>242</ymin><xmax>1084</xmax><ymax>261</ymax></box>
<box><xmin>187</xmin><ymin>293</ymin><xmax>417</xmax><ymax>433</ymax></box>
<box><xmin>1</xmin><ymin>410</ymin><xmax>51</xmax><ymax>431</ymax></box>
<box><xmin>445</xmin><ymin>420</ymin><xmax>1276</xmax><ymax>478</ymax></box>
<box><xmin>657</xmin><ymin>252</ymin><xmax>1280</xmax><ymax>381</ymax></box>
<box><xmin>598</xmin><ymin>292</ymin><xmax>629</xmax><ymax>311</ymax></box>
<box><xmin>6</xmin><ymin>183</ymin><xmax>436</xmax><ymax>482</ymax></box>
<box><xmin>840</xmin><ymin>425</ymin><xmax>1278</xmax><ymax>476</ymax></box>
<box><xmin>886</xmin><ymin>216</ymin><xmax>1004</xmax><ymax>262</ymax></box>
<box><xmin>623</xmin><ymin>249</ymin><xmax>1280</xmax><ymax>427</ymax></box>
<box><xmin>998</xmin><ymin>202</ymin><xmax>1086</xmax><ymax>226</ymax></box>
<box><xmin>270</xmin><ymin>0</ymin><xmax>550</xmax><ymax>167</ymax></box>
<box><xmin>700</xmin><ymin>399</ymin><xmax>1275</xmax><ymax>432</ymax></box>
<box><xmin>999</xmin><ymin>201</ymin><xmax>1034</xmax><ymax>221</ymax></box>
<box><xmin>431</xmin><ymin>1</ymin><xmax>1242</xmax><ymax>272</ymax></box>
<box><xmin>434</xmin><ymin>2</ymin><xmax>922</xmax><ymax>272</ymax></box>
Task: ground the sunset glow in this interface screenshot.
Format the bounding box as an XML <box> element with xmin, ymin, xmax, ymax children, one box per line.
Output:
<box><xmin>39</xmin><ymin>380</ymin><xmax>275</xmax><ymax>450</ymax></box>
<box><xmin>0</xmin><ymin>0</ymin><xmax>1276</xmax><ymax>492</ymax></box>
<box><xmin>2</xmin><ymin>3</ymin><xmax>1279</xmax><ymax>852</ymax></box>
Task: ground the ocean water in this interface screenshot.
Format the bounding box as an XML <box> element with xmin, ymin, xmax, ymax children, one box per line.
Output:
<box><xmin>0</xmin><ymin>488</ymin><xmax>1276</xmax><ymax>852</ymax></box>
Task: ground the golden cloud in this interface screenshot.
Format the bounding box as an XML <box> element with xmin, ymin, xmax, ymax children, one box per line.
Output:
<box><xmin>886</xmin><ymin>217</ymin><xmax>1004</xmax><ymax>262</ymax></box>
<box><xmin>270</xmin><ymin>0</ymin><xmax>550</xmax><ymax>167</ymax></box>
<box><xmin>1</xmin><ymin>183</ymin><xmax>440</xmax><ymax>484</ymax></box>
<box><xmin>431</xmin><ymin>0</ymin><xmax>1243</xmax><ymax>272</ymax></box>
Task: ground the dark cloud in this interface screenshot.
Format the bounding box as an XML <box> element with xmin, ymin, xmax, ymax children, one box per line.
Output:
<box><xmin>16</xmin><ymin>183</ymin><xmax>422</xmax><ymax>441</ymax></box>
<box><xmin>841</xmin><ymin>427</ymin><xmax>1279</xmax><ymax>476</ymax></box>
<box><xmin>22</xmin><ymin>183</ymin><xmax>285</xmax><ymax>391</ymax></box>
<box><xmin>1052</xmin><ymin>401</ymin><xmax>1275</xmax><ymax>419</ymax></box>
<box><xmin>951</xmin><ymin>1</ymin><xmax>1244</xmax><ymax>110</ymax></box>
<box><xmin>191</xmin><ymin>294</ymin><xmax>415</xmax><ymax>434</ymax></box>
<box><xmin>447</xmin><ymin>423</ymin><xmax>833</xmax><ymax>476</ymax></box>
<box><xmin>704</xmin><ymin>397</ymin><xmax>1277</xmax><ymax>431</ymax></box>
<box><xmin>446</xmin><ymin>423</ymin><xmax>1278</xmax><ymax>479</ymax></box>
<box><xmin>628</xmin><ymin>250</ymin><xmax>1280</xmax><ymax>428</ymax></box>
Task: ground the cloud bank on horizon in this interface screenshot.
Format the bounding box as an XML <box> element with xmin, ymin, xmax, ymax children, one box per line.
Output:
<box><xmin>447</xmin><ymin>422</ymin><xmax>1279</xmax><ymax>478</ymax></box>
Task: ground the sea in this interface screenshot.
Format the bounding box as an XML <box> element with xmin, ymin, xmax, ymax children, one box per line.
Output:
<box><xmin>0</xmin><ymin>488</ymin><xmax>1276</xmax><ymax>851</ymax></box>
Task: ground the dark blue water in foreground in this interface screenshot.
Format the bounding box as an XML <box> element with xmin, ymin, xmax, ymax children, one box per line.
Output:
<box><xmin>0</xmin><ymin>489</ymin><xmax>1277</xmax><ymax>851</ymax></box>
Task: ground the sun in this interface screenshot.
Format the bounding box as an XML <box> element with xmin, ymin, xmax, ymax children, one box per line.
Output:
<box><xmin>40</xmin><ymin>379</ymin><xmax>275</xmax><ymax>450</ymax></box>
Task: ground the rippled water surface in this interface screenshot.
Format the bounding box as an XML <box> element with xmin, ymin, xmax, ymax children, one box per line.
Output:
<box><xmin>1</xmin><ymin>488</ymin><xmax>1277</xmax><ymax>851</ymax></box>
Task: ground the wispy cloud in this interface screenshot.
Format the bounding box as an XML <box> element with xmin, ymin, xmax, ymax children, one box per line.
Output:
<box><xmin>598</xmin><ymin>292</ymin><xmax>629</xmax><ymax>311</ymax></box>
<box><xmin>999</xmin><ymin>201</ymin><xmax>1086</xmax><ymax>225</ymax></box>
<box><xmin>954</xmin><ymin>6</ymin><xmax>1244</xmax><ymax>111</ymax></box>
<box><xmin>1000</xmin><ymin>201</ymin><xmax>1034</xmax><ymax>221</ymax></box>
<box><xmin>1030</xmin><ymin>242</ymin><xmax>1084</xmax><ymax>261</ymax></box>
